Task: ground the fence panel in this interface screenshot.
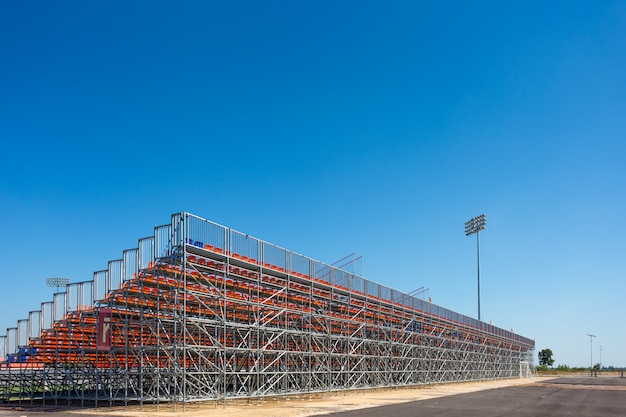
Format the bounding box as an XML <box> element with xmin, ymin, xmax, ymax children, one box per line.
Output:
<box><xmin>108</xmin><ymin>260</ymin><xmax>123</xmax><ymax>292</ymax></box>
<box><xmin>334</xmin><ymin>269</ymin><xmax>349</xmax><ymax>290</ymax></box>
<box><xmin>380</xmin><ymin>285</ymin><xmax>392</xmax><ymax>303</ymax></box>
<box><xmin>53</xmin><ymin>292</ymin><xmax>67</xmax><ymax>322</ymax></box>
<box><xmin>313</xmin><ymin>260</ymin><xmax>331</xmax><ymax>284</ymax></box>
<box><xmin>290</xmin><ymin>252</ymin><xmax>310</xmax><ymax>277</ymax></box>
<box><xmin>365</xmin><ymin>280</ymin><xmax>379</xmax><ymax>298</ymax></box>
<box><xmin>123</xmin><ymin>248</ymin><xmax>138</xmax><ymax>283</ymax></box>
<box><xmin>138</xmin><ymin>236</ymin><xmax>153</xmax><ymax>270</ymax></box>
<box><xmin>230</xmin><ymin>230</ymin><xmax>260</xmax><ymax>262</ymax></box>
<box><xmin>154</xmin><ymin>224</ymin><xmax>172</xmax><ymax>259</ymax></box>
<box><xmin>40</xmin><ymin>302</ymin><xmax>53</xmax><ymax>331</ymax></box>
<box><xmin>93</xmin><ymin>270</ymin><xmax>108</xmax><ymax>303</ymax></box>
<box><xmin>28</xmin><ymin>311</ymin><xmax>41</xmax><ymax>341</ymax></box>
<box><xmin>0</xmin><ymin>335</ymin><xmax>5</xmax><ymax>360</ymax></box>
<box><xmin>6</xmin><ymin>328</ymin><xmax>17</xmax><ymax>355</ymax></box>
<box><xmin>17</xmin><ymin>319</ymin><xmax>29</xmax><ymax>346</ymax></box>
<box><xmin>186</xmin><ymin>214</ymin><xmax>227</xmax><ymax>253</ymax></box>
<box><xmin>67</xmin><ymin>281</ymin><xmax>93</xmax><ymax>312</ymax></box>
<box><xmin>262</xmin><ymin>242</ymin><xmax>287</xmax><ymax>271</ymax></box>
<box><xmin>67</xmin><ymin>283</ymin><xmax>80</xmax><ymax>313</ymax></box>
<box><xmin>352</xmin><ymin>275</ymin><xmax>365</xmax><ymax>295</ymax></box>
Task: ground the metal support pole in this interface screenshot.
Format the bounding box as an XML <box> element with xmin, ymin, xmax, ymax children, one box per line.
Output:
<box><xmin>465</xmin><ymin>214</ymin><xmax>486</xmax><ymax>322</ymax></box>
<box><xmin>600</xmin><ymin>345</ymin><xmax>603</xmax><ymax>372</ymax></box>
<box><xmin>587</xmin><ymin>334</ymin><xmax>596</xmax><ymax>376</ymax></box>
<box><xmin>476</xmin><ymin>231</ymin><xmax>481</xmax><ymax>322</ymax></box>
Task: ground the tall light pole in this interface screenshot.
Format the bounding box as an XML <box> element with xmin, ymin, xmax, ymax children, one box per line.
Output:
<box><xmin>600</xmin><ymin>345</ymin><xmax>603</xmax><ymax>371</ymax></box>
<box><xmin>465</xmin><ymin>213</ymin><xmax>486</xmax><ymax>321</ymax></box>
<box><xmin>46</xmin><ymin>277</ymin><xmax>70</xmax><ymax>293</ymax></box>
<box><xmin>587</xmin><ymin>333</ymin><xmax>596</xmax><ymax>376</ymax></box>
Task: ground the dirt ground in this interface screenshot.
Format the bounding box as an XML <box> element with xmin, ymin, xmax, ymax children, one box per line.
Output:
<box><xmin>65</xmin><ymin>377</ymin><xmax>541</xmax><ymax>417</ymax></box>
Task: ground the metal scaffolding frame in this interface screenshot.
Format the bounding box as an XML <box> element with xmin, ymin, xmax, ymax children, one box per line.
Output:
<box><xmin>0</xmin><ymin>212</ymin><xmax>534</xmax><ymax>405</ymax></box>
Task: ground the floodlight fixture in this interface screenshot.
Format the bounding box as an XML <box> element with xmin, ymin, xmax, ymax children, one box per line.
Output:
<box><xmin>46</xmin><ymin>277</ymin><xmax>70</xmax><ymax>293</ymax></box>
<box><xmin>465</xmin><ymin>214</ymin><xmax>486</xmax><ymax>321</ymax></box>
<box><xmin>464</xmin><ymin>213</ymin><xmax>486</xmax><ymax>236</ymax></box>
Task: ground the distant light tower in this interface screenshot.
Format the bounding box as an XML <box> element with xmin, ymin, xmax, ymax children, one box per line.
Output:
<box><xmin>46</xmin><ymin>277</ymin><xmax>70</xmax><ymax>293</ymax></box>
<box><xmin>465</xmin><ymin>213</ymin><xmax>486</xmax><ymax>321</ymax></box>
<box><xmin>587</xmin><ymin>333</ymin><xmax>596</xmax><ymax>376</ymax></box>
<box><xmin>600</xmin><ymin>345</ymin><xmax>603</xmax><ymax>371</ymax></box>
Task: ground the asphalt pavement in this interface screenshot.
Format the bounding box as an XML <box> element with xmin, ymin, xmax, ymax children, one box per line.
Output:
<box><xmin>324</xmin><ymin>377</ymin><xmax>626</xmax><ymax>417</ymax></box>
<box><xmin>0</xmin><ymin>377</ymin><xmax>624</xmax><ymax>417</ymax></box>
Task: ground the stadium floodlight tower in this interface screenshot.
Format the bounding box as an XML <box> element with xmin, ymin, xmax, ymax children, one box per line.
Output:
<box><xmin>600</xmin><ymin>345</ymin><xmax>603</xmax><ymax>371</ymax></box>
<box><xmin>465</xmin><ymin>213</ymin><xmax>486</xmax><ymax>321</ymax></box>
<box><xmin>46</xmin><ymin>277</ymin><xmax>70</xmax><ymax>293</ymax></box>
<box><xmin>587</xmin><ymin>333</ymin><xmax>596</xmax><ymax>376</ymax></box>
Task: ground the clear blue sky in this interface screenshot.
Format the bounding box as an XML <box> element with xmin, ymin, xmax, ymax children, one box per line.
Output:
<box><xmin>1</xmin><ymin>1</ymin><xmax>624</xmax><ymax>368</ymax></box>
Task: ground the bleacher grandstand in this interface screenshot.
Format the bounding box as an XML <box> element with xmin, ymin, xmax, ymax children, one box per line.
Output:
<box><xmin>0</xmin><ymin>212</ymin><xmax>534</xmax><ymax>405</ymax></box>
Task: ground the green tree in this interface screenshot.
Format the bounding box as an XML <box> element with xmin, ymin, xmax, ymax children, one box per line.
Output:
<box><xmin>538</xmin><ymin>348</ymin><xmax>555</xmax><ymax>367</ymax></box>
